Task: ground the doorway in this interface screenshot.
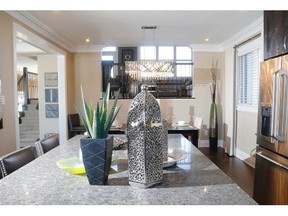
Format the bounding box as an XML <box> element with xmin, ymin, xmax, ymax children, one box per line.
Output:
<box><xmin>13</xmin><ymin>23</ymin><xmax>67</xmax><ymax>149</ymax></box>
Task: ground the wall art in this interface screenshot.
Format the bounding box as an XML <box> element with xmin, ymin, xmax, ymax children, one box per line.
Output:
<box><xmin>44</xmin><ymin>72</ymin><xmax>58</xmax><ymax>87</ymax></box>
<box><xmin>45</xmin><ymin>104</ymin><xmax>59</xmax><ymax>118</ymax></box>
<box><xmin>45</xmin><ymin>89</ymin><xmax>58</xmax><ymax>102</ymax></box>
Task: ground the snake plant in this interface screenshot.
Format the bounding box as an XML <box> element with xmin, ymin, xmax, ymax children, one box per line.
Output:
<box><xmin>76</xmin><ymin>83</ymin><xmax>120</xmax><ymax>139</ymax></box>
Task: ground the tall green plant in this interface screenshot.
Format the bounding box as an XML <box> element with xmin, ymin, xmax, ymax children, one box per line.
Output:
<box><xmin>76</xmin><ymin>83</ymin><xmax>120</xmax><ymax>139</ymax></box>
<box><xmin>210</xmin><ymin>59</ymin><xmax>218</xmax><ymax>103</ymax></box>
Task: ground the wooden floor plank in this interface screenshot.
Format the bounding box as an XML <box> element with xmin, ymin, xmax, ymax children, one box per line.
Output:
<box><xmin>198</xmin><ymin>147</ymin><xmax>255</xmax><ymax>198</ymax></box>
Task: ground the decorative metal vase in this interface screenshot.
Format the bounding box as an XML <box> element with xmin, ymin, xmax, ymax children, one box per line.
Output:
<box><xmin>209</xmin><ymin>102</ymin><xmax>218</xmax><ymax>149</ymax></box>
<box><xmin>80</xmin><ymin>135</ymin><xmax>113</xmax><ymax>185</ymax></box>
<box><xmin>162</xmin><ymin>118</ymin><xmax>168</xmax><ymax>162</ymax></box>
<box><xmin>127</xmin><ymin>84</ymin><xmax>164</xmax><ymax>188</ymax></box>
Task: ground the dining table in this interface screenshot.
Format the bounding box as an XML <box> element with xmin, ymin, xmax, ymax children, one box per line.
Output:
<box><xmin>109</xmin><ymin>123</ymin><xmax>199</xmax><ymax>147</ymax></box>
<box><xmin>0</xmin><ymin>134</ymin><xmax>257</xmax><ymax>205</ymax></box>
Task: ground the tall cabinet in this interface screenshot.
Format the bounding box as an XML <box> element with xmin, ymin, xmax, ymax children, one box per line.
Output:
<box><xmin>264</xmin><ymin>11</ymin><xmax>288</xmax><ymax>60</ymax></box>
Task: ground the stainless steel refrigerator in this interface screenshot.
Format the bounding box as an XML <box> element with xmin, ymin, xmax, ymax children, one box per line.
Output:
<box><xmin>254</xmin><ymin>55</ymin><xmax>288</xmax><ymax>204</ymax></box>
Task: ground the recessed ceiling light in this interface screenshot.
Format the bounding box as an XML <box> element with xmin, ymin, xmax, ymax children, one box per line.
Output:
<box><xmin>205</xmin><ymin>38</ymin><xmax>209</xmax><ymax>42</ymax></box>
<box><xmin>85</xmin><ymin>38</ymin><xmax>90</xmax><ymax>43</ymax></box>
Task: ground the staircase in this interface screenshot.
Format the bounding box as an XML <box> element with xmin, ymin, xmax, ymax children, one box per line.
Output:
<box><xmin>19</xmin><ymin>99</ymin><xmax>39</xmax><ymax>148</ymax></box>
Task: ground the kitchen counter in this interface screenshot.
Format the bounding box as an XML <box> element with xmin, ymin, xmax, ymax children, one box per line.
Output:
<box><xmin>0</xmin><ymin>134</ymin><xmax>257</xmax><ymax>205</ymax></box>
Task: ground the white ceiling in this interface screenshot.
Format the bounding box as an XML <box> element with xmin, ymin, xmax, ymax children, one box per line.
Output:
<box><xmin>16</xmin><ymin>39</ymin><xmax>45</xmax><ymax>74</ymax></box>
<box><xmin>21</xmin><ymin>10</ymin><xmax>263</xmax><ymax>50</ymax></box>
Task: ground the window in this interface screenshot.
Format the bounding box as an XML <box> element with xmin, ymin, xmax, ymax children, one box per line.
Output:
<box><xmin>176</xmin><ymin>47</ymin><xmax>192</xmax><ymax>60</ymax></box>
<box><xmin>101</xmin><ymin>45</ymin><xmax>194</xmax><ymax>99</ymax></box>
<box><xmin>140</xmin><ymin>45</ymin><xmax>193</xmax><ymax>77</ymax></box>
<box><xmin>102</xmin><ymin>55</ymin><xmax>113</xmax><ymax>61</ymax></box>
<box><xmin>140</xmin><ymin>46</ymin><xmax>156</xmax><ymax>60</ymax></box>
<box><xmin>158</xmin><ymin>46</ymin><xmax>174</xmax><ymax>60</ymax></box>
<box><xmin>102</xmin><ymin>46</ymin><xmax>116</xmax><ymax>52</ymax></box>
<box><xmin>176</xmin><ymin>47</ymin><xmax>193</xmax><ymax>77</ymax></box>
<box><xmin>236</xmin><ymin>39</ymin><xmax>260</xmax><ymax>110</ymax></box>
<box><xmin>140</xmin><ymin>46</ymin><xmax>192</xmax><ymax>61</ymax></box>
<box><xmin>101</xmin><ymin>46</ymin><xmax>116</xmax><ymax>61</ymax></box>
<box><xmin>139</xmin><ymin>45</ymin><xmax>193</xmax><ymax>77</ymax></box>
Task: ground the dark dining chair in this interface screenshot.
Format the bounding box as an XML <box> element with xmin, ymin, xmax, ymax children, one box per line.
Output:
<box><xmin>37</xmin><ymin>134</ymin><xmax>60</xmax><ymax>155</ymax></box>
<box><xmin>0</xmin><ymin>146</ymin><xmax>37</xmax><ymax>177</ymax></box>
<box><xmin>68</xmin><ymin>113</ymin><xmax>85</xmax><ymax>138</ymax></box>
<box><xmin>0</xmin><ymin>167</ymin><xmax>3</xmax><ymax>179</ymax></box>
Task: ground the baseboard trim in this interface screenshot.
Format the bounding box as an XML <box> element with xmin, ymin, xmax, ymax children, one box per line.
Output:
<box><xmin>198</xmin><ymin>140</ymin><xmax>252</xmax><ymax>163</ymax></box>
<box><xmin>198</xmin><ymin>140</ymin><xmax>224</xmax><ymax>148</ymax></box>
<box><xmin>235</xmin><ymin>148</ymin><xmax>250</xmax><ymax>161</ymax></box>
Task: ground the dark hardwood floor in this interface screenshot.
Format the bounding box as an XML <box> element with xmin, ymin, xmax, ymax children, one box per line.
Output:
<box><xmin>198</xmin><ymin>147</ymin><xmax>255</xmax><ymax>198</ymax></box>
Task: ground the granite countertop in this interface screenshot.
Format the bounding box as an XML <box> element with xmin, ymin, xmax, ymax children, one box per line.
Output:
<box><xmin>0</xmin><ymin>134</ymin><xmax>257</xmax><ymax>205</ymax></box>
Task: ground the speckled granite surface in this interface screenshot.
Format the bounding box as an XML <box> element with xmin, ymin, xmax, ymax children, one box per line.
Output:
<box><xmin>0</xmin><ymin>134</ymin><xmax>257</xmax><ymax>205</ymax></box>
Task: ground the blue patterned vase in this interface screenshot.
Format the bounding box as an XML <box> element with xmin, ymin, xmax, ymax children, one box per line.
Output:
<box><xmin>80</xmin><ymin>135</ymin><xmax>113</xmax><ymax>185</ymax></box>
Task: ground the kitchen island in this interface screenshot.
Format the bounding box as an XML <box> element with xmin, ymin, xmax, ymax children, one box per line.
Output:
<box><xmin>0</xmin><ymin>134</ymin><xmax>256</xmax><ymax>205</ymax></box>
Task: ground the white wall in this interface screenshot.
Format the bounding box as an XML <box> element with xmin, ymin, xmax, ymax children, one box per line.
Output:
<box><xmin>223</xmin><ymin>46</ymin><xmax>235</xmax><ymax>155</ymax></box>
<box><xmin>223</xmin><ymin>17</ymin><xmax>263</xmax><ymax>157</ymax></box>
<box><xmin>236</xmin><ymin>111</ymin><xmax>258</xmax><ymax>156</ymax></box>
<box><xmin>38</xmin><ymin>54</ymin><xmax>59</xmax><ymax>138</ymax></box>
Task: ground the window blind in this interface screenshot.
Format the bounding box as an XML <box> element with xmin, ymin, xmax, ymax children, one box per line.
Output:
<box><xmin>237</xmin><ymin>47</ymin><xmax>260</xmax><ymax>107</ymax></box>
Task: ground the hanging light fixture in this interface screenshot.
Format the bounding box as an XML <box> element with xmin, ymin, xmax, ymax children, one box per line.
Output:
<box><xmin>125</xmin><ymin>25</ymin><xmax>174</xmax><ymax>80</ymax></box>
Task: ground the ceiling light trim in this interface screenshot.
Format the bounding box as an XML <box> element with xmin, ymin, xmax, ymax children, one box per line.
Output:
<box><xmin>7</xmin><ymin>11</ymin><xmax>75</xmax><ymax>52</ymax></box>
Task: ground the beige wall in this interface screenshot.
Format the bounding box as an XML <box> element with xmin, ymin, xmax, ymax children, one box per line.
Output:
<box><xmin>66</xmin><ymin>52</ymin><xmax>75</xmax><ymax>114</ymax></box>
<box><xmin>0</xmin><ymin>12</ymin><xmax>74</xmax><ymax>156</ymax></box>
<box><xmin>74</xmin><ymin>52</ymin><xmax>102</xmax><ymax>114</ymax></box>
<box><xmin>0</xmin><ymin>12</ymin><xmax>17</xmax><ymax>155</ymax></box>
<box><xmin>193</xmin><ymin>51</ymin><xmax>225</xmax><ymax>145</ymax></box>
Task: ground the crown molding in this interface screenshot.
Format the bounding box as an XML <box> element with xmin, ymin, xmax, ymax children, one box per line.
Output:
<box><xmin>190</xmin><ymin>44</ymin><xmax>224</xmax><ymax>52</ymax></box>
<box><xmin>74</xmin><ymin>45</ymin><xmax>105</xmax><ymax>53</ymax></box>
<box><xmin>221</xmin><ymin>16</ymin><xmax>263</xmax><ymax>49</ymax></box>
<box><xmin>7</xmin><ymin>11</ymin><xmax>75</xmax><ymax>52</ymax></box>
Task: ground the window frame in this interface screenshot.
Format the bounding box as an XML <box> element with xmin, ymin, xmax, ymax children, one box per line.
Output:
<box><xmin>236</xmin><ymin>38</ymin><xmax>261</xmax><ymax>113</ymax></box>
<box><xmin>139</xmin><ymin>45</ymin><xmax>193</xmax><ymax>78</ymax></box>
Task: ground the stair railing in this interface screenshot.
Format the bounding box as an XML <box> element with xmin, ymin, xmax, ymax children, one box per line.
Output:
<box><xmin>17</xmin><ymin>67</ymin><xmax>38</xmax><ymax>111</ymax></box>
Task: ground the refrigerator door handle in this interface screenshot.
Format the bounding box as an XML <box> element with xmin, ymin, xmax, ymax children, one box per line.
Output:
<box><xmin>257</xmin><ymin>152</ymin><xmax>288</xmax><ymax>171</ymax></box>
<box><xmin>271</xmin><ymin>72</ymin><xmax>277</xmax><ymax>139</ymax></box>
<box><xmin>272</xmin><ymin>70</ymin><xmax>288</xmax><ymax>142</ymax></box>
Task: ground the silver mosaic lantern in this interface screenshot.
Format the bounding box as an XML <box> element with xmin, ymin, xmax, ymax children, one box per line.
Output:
<box><xmin>161</xmin><ymin>119</ymin><xmax>168</xmax><ymax>162</ymax></box>
<box><xmin>127</xmin><ymin>84</ymin><xmax>163</xmax><ymax>188</ymax></box>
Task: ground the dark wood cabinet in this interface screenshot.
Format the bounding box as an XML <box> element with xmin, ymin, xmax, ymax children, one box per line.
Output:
<box><xmin>264</xmin><ymin>11</ymin><xmax>288</xmax><ymax>60</ymax></box>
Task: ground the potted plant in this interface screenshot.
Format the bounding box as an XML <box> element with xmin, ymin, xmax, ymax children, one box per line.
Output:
<box><xmin>76</xmin><ymin>83</ymin><xmax>120</xmax><ymax>185</ymax></box>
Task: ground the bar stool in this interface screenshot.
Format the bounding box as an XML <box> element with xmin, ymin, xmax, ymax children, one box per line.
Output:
<box><xmin>0</xmin><ymin>146</ymin><xmax>37</xmax><ymax>177</ymax></box>
<box><xmin>0</xmin><ymin>166</ymin><xmax>3</xmax><ymax>179</ymax></box>
<box><xmin>68</xmin><ymin>113</ymin><xmax>85</xmax><ymax>138</ymax></box>
<box><xmin>35</xmin><ymin>134</ymin><xmax>59</xmax><ymax>156</ymax></box>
